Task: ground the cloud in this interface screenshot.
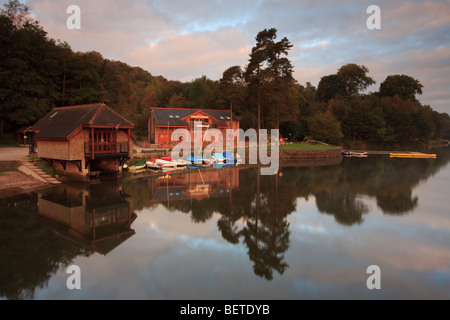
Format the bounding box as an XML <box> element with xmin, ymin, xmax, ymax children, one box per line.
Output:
<box><xmin>129</xmin><ymin>27</ymin><xmax>251</xmax><ymax>81</ymax></box>
<box><xmin>14</xmin><ymin>0</ymin><xmax>450</xmax><ymax>112</ymax></box>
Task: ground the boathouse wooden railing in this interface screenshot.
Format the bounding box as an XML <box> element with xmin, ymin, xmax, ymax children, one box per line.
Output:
<box><xmin>85</xmin><ymin>142</ymin><xmax>129</xmax><ymax>157</ymax></box>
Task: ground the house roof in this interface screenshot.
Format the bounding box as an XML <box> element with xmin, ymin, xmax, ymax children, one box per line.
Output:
<box><xmin>33</xmin><ymin>103</ymin><xmax>134</xmax><ymax>139</ymax></box>
<box><xmin>151</xmin><ymin>108</ymin><xmax>240</xmax><ymax>128</ymax></box>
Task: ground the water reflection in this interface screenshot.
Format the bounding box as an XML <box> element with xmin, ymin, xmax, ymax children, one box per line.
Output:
<box><xmin>123</xmin><ymin>150</ymin><xmax>450</xmax><ymax>280</ymax></box>
<box><xmin>37</xmin><ymin>183</ymin><xmax>137</xmax><ymax>256</ymax></box>
<box><xmin>0</xmin><ymin>182</ymin><xmax>137</xmax><ymax>300</ymax></box>
<box><xmin>1</xmin><ymin>148</ymin><xmax>449</xmax><ymax>299</ymax></box>
<box><xmin>0</xmin><ymin>193</ymin><xmax>92</xmax><ymax>300</ymax></box>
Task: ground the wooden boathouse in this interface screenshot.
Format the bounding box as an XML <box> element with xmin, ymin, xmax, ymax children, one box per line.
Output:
<box><xmin>32</xmin><ymin>103</ymin><xmax>135</xmax><ymax>181</ymax></box>
<box><xmin>148</xmin><ymin>107</ymin><xmax>241</xmax><ymax>147</ymax></box>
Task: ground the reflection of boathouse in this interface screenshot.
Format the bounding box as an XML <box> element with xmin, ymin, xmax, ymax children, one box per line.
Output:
<box><xmin>148</xmin><ymin>168</ymin><xmax>240</xmax><ymax>203</ymax></box>
<box><xmin>36</xmin><ymin>183</ymin><xmax>137</xmax><ymax>255</ymax></box>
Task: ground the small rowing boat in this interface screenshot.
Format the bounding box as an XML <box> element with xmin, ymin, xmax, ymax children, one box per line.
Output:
<box><xmin>156</xmin><ymin>158</ymin><xmax>177</xmax><ymax>168</ymax></box>
<box><xmin>125</xmin><ymin>161</ymin><xmax>147</xmax><ymax>172</ymax></box>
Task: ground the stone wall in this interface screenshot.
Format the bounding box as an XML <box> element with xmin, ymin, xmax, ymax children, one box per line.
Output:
<box><xmin>51</xmin><ymin>159</ymin><xmax>89</xmax><ymax>182</ymax></box>
<box><xmin>279</xmin><ymin>147</ymin><xmax>343</xmax><ymax>160</ymax></box>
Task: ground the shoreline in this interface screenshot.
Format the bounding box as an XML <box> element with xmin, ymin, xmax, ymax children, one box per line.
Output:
<box><xmin>0</xmin><ymin>171</ymin><xmax>51</xmax><ymax>199</ymax></box>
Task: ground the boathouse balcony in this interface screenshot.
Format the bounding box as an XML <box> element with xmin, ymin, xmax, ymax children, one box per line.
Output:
<box><xmin>85</xmin><ymin>141</ymin><xmax>130</xmax><ymax>159</ymax></box>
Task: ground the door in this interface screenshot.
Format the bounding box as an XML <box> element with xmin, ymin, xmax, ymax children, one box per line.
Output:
<box><xmin>91</xmin><ymin>130</ymin><xmax>116</xmax><ymax>154</ymax></box>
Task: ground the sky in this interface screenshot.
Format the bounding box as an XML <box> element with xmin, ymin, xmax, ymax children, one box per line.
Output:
<box><xmin>9</xmin><ymin>0</ymin><xmax>450</xmax><ymax>113</ymax></box>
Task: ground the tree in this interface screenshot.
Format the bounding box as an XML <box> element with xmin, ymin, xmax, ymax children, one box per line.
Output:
<box><xmin>245</xmin><ymin>28</ymin><xmax>298</xmax><ymax>131</ymax></box>
<box><xmin>187</xmin><ymin>76</ymin><xmax>219</xmax><ymax>109</ymax></box>
<box><xmin>219</xmin><ymin>66</ymin><xmax>246</xmax><ymax>115</ymax></box>
<box><xmin>307</xmin><ymin>111</ymin><xmax>344</xmax><ymax>145</ymax></box>
<box><xmin>337</xmin><ymin>63</ymin><xmax>376</xmax><ymax>98</ymax></box>
<box><xmin>245</xmin><ymin>29</ymin><xmax>276</xmax><ymax>132</ymax></box>
<box><xmin>0</xmin><ymin>11</ymin><xmax>61</xmax><ymax>133</ymax></box>
<box><xmin>167</xmin><ymin>93</ymin><xmax>189</xmax><ymax>108</ymax></box>
<box><xmin>1</xmin><ymin>0</ymin><xmax>32</xmax><ymax>27</ymax></box>
<box><xmin>317</xmin><ymin>74</ymin><xmax>345</xmax><ymax>102</ymax></box>
<box><xmin>379</xmin><ymin>74</ymin><xmax>423</xmax><ymax>101</ymax></box>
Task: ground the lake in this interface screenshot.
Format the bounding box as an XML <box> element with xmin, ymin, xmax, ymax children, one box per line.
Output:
<box><xmin>1</xmin><ymin>148</ymin><xmax>450</xmax><ymax>300</ymax></box>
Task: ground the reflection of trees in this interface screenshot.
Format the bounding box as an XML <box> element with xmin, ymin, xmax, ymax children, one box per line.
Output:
<box><xmin>231</xmin><ymin>169</ymin><xmax>291</xmax><ymax>281</ymax></box>
<box><xmin>0</xmin><ymin>193</ymin><xmax>92</xmax><ymax>300</ymax></box>
<box><xmin>121</xmin><ymin>148</ymin><xmax>450</xmax><ymax>278</ymax></box>
<box><xmin>315</xmin><ymin>192</ymin><xmax>369</xmax><ymax>226</ymax></box>
<box><xmin>280</xmin><ymin>149</ymin><xmax>450</xmax><ymax>224</ymax></box>
<box><xmin>377</xmin><ymin>193</ymin><xmax>418</xmax><ymax>214</ymax></box>
<box><xmin>242</xmin><ymin>218</ymin><xmax>290</xmax><ymax>280</ymax></box>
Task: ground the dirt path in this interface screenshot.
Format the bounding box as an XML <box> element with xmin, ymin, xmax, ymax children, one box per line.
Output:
<box><xmin>0</xmin><ymin>147</ymin><xmax>48</xmax><ymax>198</ymax></box>
<box><xmin>0</xmin><ymin>147</ymin><xmax>30</xmax><ymax>161</ymax></box>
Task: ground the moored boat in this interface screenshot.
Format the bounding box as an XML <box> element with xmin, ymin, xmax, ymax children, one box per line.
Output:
<box><xmin>212</xmin><ymin>153</ymin><xmax>226</xmax><ymax>164</ymax></box>
<box><xmin>146</xmin><ymin>158</ymin><xmax>163</xmax><ymax>170</ymax></box>
<box><xmin>390</xmin><ymin>153</ymin><xmax>437</xmax><ymax>159</ymax></box>
<box><xmin>125</xmin><ymin>161</ymin><xmax>147</xmax><ymax>172</ymax></box>
<box><xmin>156</xmin><ymin>158</ymin><xmax>177</xmax><ymax>168</ymax></box>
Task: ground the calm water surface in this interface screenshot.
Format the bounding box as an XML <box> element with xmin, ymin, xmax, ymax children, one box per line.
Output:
<box><xmin>1</xmin><ymin>148</ymin><xmax>450</xmax><ymax>300</ymax></box>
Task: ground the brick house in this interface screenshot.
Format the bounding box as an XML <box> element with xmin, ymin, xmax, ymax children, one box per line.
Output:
<box><xmin>149</xmin><ymin>108</ymin><xmax>241</xmax><ymax>147</ymax></box>
<box><xmin>32</xmin><ymin>103</ymin><xmax>135</xmax><ymax>180</ymax></box>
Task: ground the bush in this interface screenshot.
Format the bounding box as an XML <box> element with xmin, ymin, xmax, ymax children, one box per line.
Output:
<box><xmin>38</xmin><ymin>160</ymin><xmax>59</xmax><ymax>177</ymax></box>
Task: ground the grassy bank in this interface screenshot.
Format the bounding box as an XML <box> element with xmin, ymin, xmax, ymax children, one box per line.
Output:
<box><xmin>0</xmin><ymin>144</ymin><xmax>22</xmax><ymax>148</ymax></box>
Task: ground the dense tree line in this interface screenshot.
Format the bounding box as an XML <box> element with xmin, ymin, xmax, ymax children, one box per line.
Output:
<box><xmin>1</xmin><ymin>0</ymin><xmax>449</xmax><ymax>147</ymax></box>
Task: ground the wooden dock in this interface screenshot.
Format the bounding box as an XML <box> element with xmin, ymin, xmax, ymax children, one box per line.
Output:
<box><xmin>345</xmin><ymin>150</ymin><xmax>437</xmax><ymax>159</ymax></box>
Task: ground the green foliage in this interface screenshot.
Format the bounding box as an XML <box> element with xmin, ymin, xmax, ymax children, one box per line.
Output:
<box><xmin>38</xmin><ymin>160</ymin><xmax>58</xmax><ymax>177</ymax></box>
<box><xmin>1</xmin><ymin>1</ymin><xmax>448</xmax><ymax>148</ymax></box>
<box><xmin>308</xmin><ymin>111</ymin><xmax>344</xmax><ymax>145</ymax></box>
<box><xmin>379</xmin><ymin>74</ymin><xmax>423</xmax><ymax>101</ymax></box>
<box><xmin>337</xmin><ymin>64</ymin><xmax>376</xmax><ymax>98</ymax></box>
<box><xmin>245</xmin><ymin>28</ymin><xmax>299</xmax><ymax>130</ymax></box>
<box><xmin>317</xmin><ymin>74</ymin><xmax>346</xmax><ymax>102</ymax></box>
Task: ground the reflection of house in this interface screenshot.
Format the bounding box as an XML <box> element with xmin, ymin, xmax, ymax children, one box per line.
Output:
<box><xmin>32</xmin><ymin>103</ymin><xmax>135</xmax><ymax>181</ymax></box>
<box><xmin>148</xmin><ymin>168</ymin><xmax>240</xmax><ymax>203</ymax></box>
<box><xmin>36</xmin><ymin>183</ymin><xmax>137</xmax><ymax>255</ymax></box>
<box><xmin>149</xmin><ymin>108</ymin><xmax>240</xmax><ymax>147</ymax></box>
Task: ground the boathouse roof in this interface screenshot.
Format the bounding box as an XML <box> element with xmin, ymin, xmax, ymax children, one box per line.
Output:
<box><xmin>33</xmin><ymin>103</ymin><xmax>134</xmax><ymax>139</ymax></box>
<box><xmin>151</xmin><ymin>108</ymin><xmax>240</xmax><ymax>128</ymax></box>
